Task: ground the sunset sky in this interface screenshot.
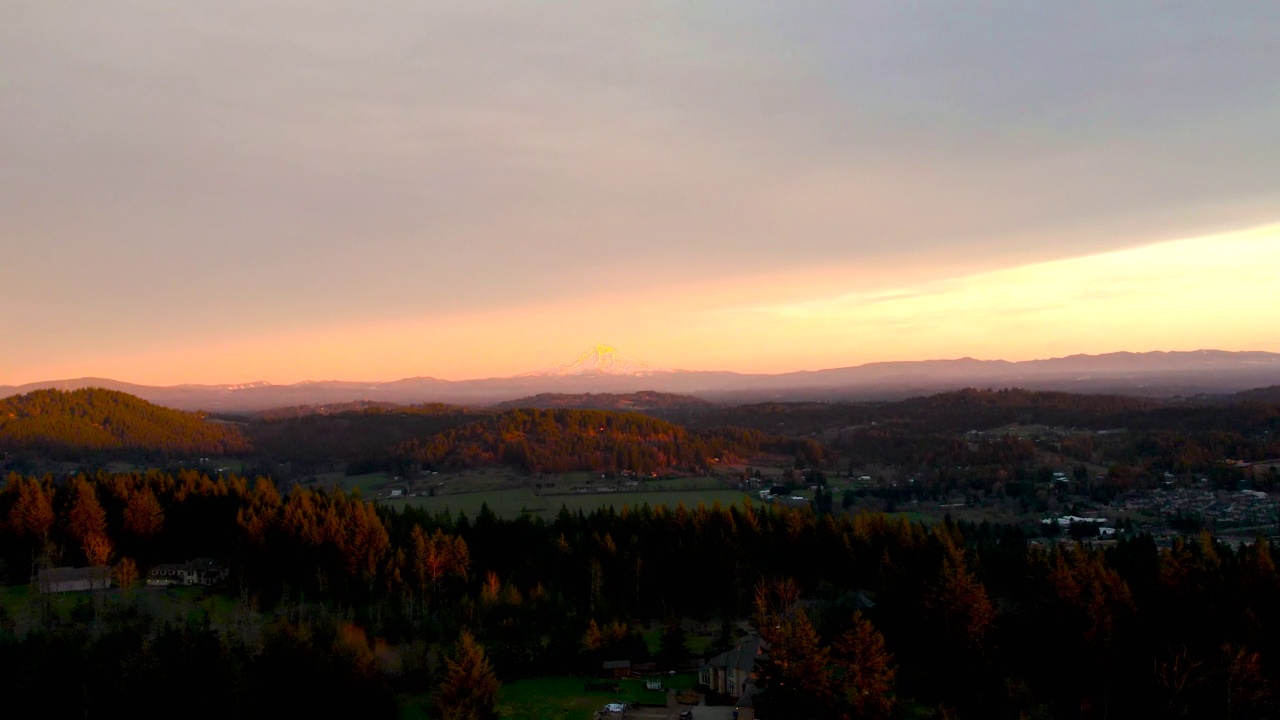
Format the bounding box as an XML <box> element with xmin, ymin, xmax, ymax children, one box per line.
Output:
<box><xmin>3</xmin><ymin>2</ymin><xmax>1278</xmax><ymax>386</ymax></box>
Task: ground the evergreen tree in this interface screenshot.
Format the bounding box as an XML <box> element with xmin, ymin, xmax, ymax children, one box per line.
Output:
<box><xmin>436</xmin><ymin>630</ymin><xmax>500</xmax><ymax>720</ymax></box>
<box><xmin>123</xmin><ymin>487</ymin><xmax>164</xmax><ymax>539</ymax></box>
<box><xmin>830</xmin><ymin>612</ymin><xmax>896</xmax><ymax>720</ymax></box>
<box><xmin>659</xmin><ymin>616</ymin><xmax>688</xmax><ymax>663</ymax></box>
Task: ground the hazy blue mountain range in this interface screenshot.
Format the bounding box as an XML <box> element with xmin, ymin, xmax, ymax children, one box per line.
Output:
<box><xmin>4</xmin><ymin>350</ymin><xmax>1280</xmax><ymax>412</ymax></box>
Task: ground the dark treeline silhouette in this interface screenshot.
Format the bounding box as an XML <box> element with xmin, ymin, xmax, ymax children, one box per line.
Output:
<box><xmin>0</xmin><ymin>607</ymin><xmax>398</xmax><ymax>719</ymax></box>
<box><xmin>491</xmin><ymin>391</ymin><xmax>714</xmax><ymax>411</ymax></box>
<box><xmin>673</xmin><ymin>389</ymin><xmax>1280</xmax><ymax>498</ymax></box>
<box><xmin>2</xmin><ymin>470</ymin><xmax>1277</xmax><ymax>718</ymax></box>
<box><xmin>245</xmin><ymin>403</ymin><xmax>489</xmax><ymax>466</ymax></box>
<box><xmin>1228</xmin><ymin>385</ymin><xmax>1280</xmax><ymax>404</ymax></box>
<box><xmin>666</xmin><ymin>388</ymin><xmax>1162</xmax><ymax>435</ymax></box>
<box><xmin>248</xmin><ymin>400</ymin><xmax>417</xmax><ymax>421</ymax></box>
<box><xmin>677</xmin><ymin>387</ymin><xmax>1280</xmax><ymax>437</ymax></box>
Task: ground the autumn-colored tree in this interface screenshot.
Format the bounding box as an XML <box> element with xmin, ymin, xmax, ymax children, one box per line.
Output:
<box><xmin>83</xmin><ymin>532</ymin><xmax>113</xmax><ymax>567</ymax></box>
<box><xmin>499</xmin><ymin>583</ymin><xmax>522</xmax><ymax>607</ymax></box>
<box><xmin>754</xmin><ymin>578</ymin><xmax>833</xmax><ymax>718</ymax></box>
<box><xmin>113</xmin><ymin>556</ymin><xmax>139</xmax><ymax>590</ymax></box>
<box><xmin>410</xmin><ymin>526</ymin><xmax>470</xmax><ymax>597</ymax></box>
<box><xmin>5</xmin><ymin>476</ymin><xmax>56</xmax><ymax>575</ymax></box>
<box><xmin>753</xmin><ymin>576</ymin><xmax>802</xmax><ymax>627</ymax></box>
<box><xmin>582</xmin><ymin>618</ymin><xmax>630</xmax><ymax>653</ymax></box>
<box><xmin>7</xmin><ymin>476</ymin><xmax>54</xmax><ymax>541</ymax></box>
<box><xmin>66</xmin><ymin>478</ymin><xmax>108</xmax><ymax>545</ymax></box>
<box><xmin>830</xmin><ymin>612</ymin><xmax>896</xmax><ymax>720</ymax></box>
<box><xmin>339</xmin><ymin>498</ymin><xmax>390</xmax><ymax>583</ymax></box>
<box><xmin>385</xmin><ymin>547</ymin><xmax>406</xmax><ymax>594</ymax></box>
<box><xmin>582</xmin><ymin>618</ymin><xmax>605</xmax><ymax>653</ymax></box>
<box><xmin>925</xmin><ymin>532</ymin><xmax>995</xmax><ymax>649</ymax></box>
<box><xmin>237</xmin><ymin>477</ymin><xmax>282</xmax><ymax>545</ymax></box>
<box><xmin>280</xmin><ymin>488</ymin><xmax>324</xmax><ymax>546</ymax></box>
<box><xmin>1218</xmin><ymin>643</ymin><xmax>1270</xmax><ymax>720</ymax></box>
<box><xmin>333</xmin><ymin>622</ymin><xmax>381</xmax><ymax>680</ymax></box>
<box><xmin>1154</xmin><ymin>645</ymin><xmax>1206</xmax><ymax>717</ymax></box>
<box><xmin>436</xmin><ymin>630</ymin><xmax>500</xmax><ymax>720</ymax></box>
<box><xmin>123</xmin><ymin>487</ymin><xmax>165</xmax><ymax>538</ymax></box>
<box><xmin>480</xmin><ymin>571</ymin><xmax>502</xmax><ymax>606</ymax></box>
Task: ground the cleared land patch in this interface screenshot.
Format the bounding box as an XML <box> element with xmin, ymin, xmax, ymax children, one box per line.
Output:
<box><xmin>382</xmin><ymin>487</ymin><xmax>763</xmax><ymax>519</ymax></box>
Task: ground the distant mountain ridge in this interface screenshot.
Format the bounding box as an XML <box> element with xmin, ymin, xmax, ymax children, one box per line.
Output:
<box><xmin>4</xmin><ymin>349</ymin><xmax>1280</xmax><ymax>412</ymax></box>
<box><xmin>493</xmin><ymin>391</ymin><xmax>712</xmax><ymax>411</ymax></box>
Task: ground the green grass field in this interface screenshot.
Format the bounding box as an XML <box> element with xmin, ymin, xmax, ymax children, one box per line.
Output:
<box><xmin>685</xmin><ymin>634</ymin><xmax>715</xmax><ymax>657</ymax></box>
<box><xmin>492</xmin><ymin>676</ymin><xmax>682</xmax><ymax>720</ymax></box>
<box><xmin>643</xmin><ymin>476</ymin><xmax>735</xmax><ymax>491</ymax></box>
<box><xmin>0</xmin><ymin>583</ymin><xmax>36</xmax><ymax>617</ymax></box>
<box><xmin>316</xmin><ymin>471</ymin><xmax>398</xmax><ymax>495</ymax></box>
<box><xmin>0</xmin><ymin>583</ymin><xmax>257</xmax><ymax>637</ymax></box>
<box><xmin>382</xmin><ymin>488</ymin><xmax>763</xmax><ymax>519</ymax></box>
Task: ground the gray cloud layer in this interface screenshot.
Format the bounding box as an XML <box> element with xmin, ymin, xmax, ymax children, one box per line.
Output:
<box><xmin>3</xmin><ymin>1</ymin><xmax>1278</xmax><ymax>362</ymax></box>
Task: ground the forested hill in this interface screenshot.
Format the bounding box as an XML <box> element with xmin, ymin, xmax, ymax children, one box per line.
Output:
<box><xmin>676</xmin><ymin>388</ymin><xmax>1226</xmax><ymax>434</ymax></box>
<box><xmin>669</xmin><ymin>388</ymin><xmax>1161</xmax><ymax>436</ymax></box>
<box><xmin>0</xmin><ymin>388</ymin><xmax>249</xmax><ymax>459</ymax></box>
<box><xmin>246</xmin><ymin>403</ymin><xmax>490</xmax><ymax>464</ymax></box>
<box><xmin>880</xmin><ymin>387</ymin><xmax>1160</xmax><ymax>431</ymax></box>
<box><xmin>391</xmin><ymin>408</ymin><xmax>819</xmax><ymax>474</ymax></box>
<box><xmin>491</xmin><ymin>391</ymin><xmax>713</xmax><ymax>412</ymax></box>
<box><xmin>1230</xmin><ymin>385</ymin><xmax>1280</xmax><ymax>404</ymax></box>
<box><xmin>250</xmin><ymin>400</ymin><xmax>409</xmax><ymax>421</ymax></box>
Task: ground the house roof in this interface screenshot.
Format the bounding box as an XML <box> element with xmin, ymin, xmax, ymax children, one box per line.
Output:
<box><xmin>707</xmin><ymin>635</ymin><xmax>764</xmax><ymax>672</ymax></box>
<box><xmin>148</xmin><ymin>558</ymin><xmax>228</xmax><ymax>576</ymax></box>
<box><xmin>38</xmin><ymin>566</ymin><xmax>109</xmax><ymax>582</ymax></box>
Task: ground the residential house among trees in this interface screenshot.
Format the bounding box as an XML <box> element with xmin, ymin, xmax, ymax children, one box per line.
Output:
<box><xmin>145</xmin><ymin>558</ymin><xmax>229</xmax><ymax>587</ymax></box>
<box><xmin>700</xmin><ymin>635</ymin><xmax>763</xmax><ymax>701</ymax></box>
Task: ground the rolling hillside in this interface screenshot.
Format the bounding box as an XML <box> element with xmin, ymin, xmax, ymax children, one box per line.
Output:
<box><xmin>0</xmin><ymin>388</ymin><xmax>249</xmax><ymax>459</ymax></box>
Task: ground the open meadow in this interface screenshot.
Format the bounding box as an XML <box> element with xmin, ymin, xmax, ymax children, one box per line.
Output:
<box><xmin>398</xmin><ymin>674</ymin><xmax>696</xmax><ymax>720</ymax></box>
<box><xmin>381</xmin><ymin>488</ymin><xmax>763</xmax><ymax>519</ymax></box>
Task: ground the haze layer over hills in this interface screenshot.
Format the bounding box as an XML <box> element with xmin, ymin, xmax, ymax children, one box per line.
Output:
<box><xmin>3</xmin><ymin>349</ymin><xmax>1279</xmax><ymax>412</ymax></box>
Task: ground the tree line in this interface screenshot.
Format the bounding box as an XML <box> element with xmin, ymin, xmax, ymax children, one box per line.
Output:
<box><xmin>2</xmin><ymin>470</ymin><xmax>1278</xmax><ymax>717</ymax></box>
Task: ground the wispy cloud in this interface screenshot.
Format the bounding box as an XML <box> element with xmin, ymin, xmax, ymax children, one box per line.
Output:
<box><xmin>720</xmin><ymin>224</ymin><xmax>1280</xmax><ymax>364</ymax></box>
<box><xmin>2</xmin><ymin>3</ymin><xmax>1278</xmax><ymax>382</ymax></box>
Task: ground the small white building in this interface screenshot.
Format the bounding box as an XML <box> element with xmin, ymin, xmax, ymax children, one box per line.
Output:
<box><xmin>37</xmin><ymin>566</ymin><xmax>111</xmax><ymax>594</ymax></box>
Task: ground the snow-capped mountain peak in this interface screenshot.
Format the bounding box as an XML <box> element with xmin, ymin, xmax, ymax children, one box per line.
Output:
<box><xmin>226</xmin><ymin>381</ymin><xmax>273</xmax><ymax>391</ymax></box>
<box><xmin>532</xmin><ymin>345</ymin><xmax>664</xmax><ymax>377</ymax></box>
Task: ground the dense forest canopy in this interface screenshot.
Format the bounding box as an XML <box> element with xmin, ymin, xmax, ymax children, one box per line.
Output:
<box><xmin>1</xmin><ymin>470</ymin><xmax>1277</xmax><ymax>718</ymax></box>
<box><xmin>0</xmin><ymin>388</ymin><xmax>249</xmax><ymax>460</ymax></box>
<box><xmin>1227</xmin><ymin>385</ymin><xmax>1280</xmax><ymax>404</ymax></box>
<box><xmin>245</xmin><ymin>403</ymin><xmax>489</xmax><ymax>465</ymax></box>
<box><xmin>674</xmin><ymin>388</ymin><xmax>1165</xmax><ymax>435</ymax></box>
<box><xmin>4</xmin><ymin>388</ymin><xmax>1279</xmax><ymax>503</ymax></box>
<box><xmin>390</xmin><ymin>408</ymin><xmax>820</xmax><ymax>474</ymax></box>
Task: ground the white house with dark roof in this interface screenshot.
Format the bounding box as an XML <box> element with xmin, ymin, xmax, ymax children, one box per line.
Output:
<box><xmin>145</xmin><ymin>558</ymin><xmax>229</xmax><ymax>587</ymax></box>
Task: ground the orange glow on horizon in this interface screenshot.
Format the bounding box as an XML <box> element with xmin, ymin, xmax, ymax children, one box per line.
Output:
<box><xmin>7</xmin><ymin>223</ymin><xmax>1280</xmax><ymax>387</ymax></box>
